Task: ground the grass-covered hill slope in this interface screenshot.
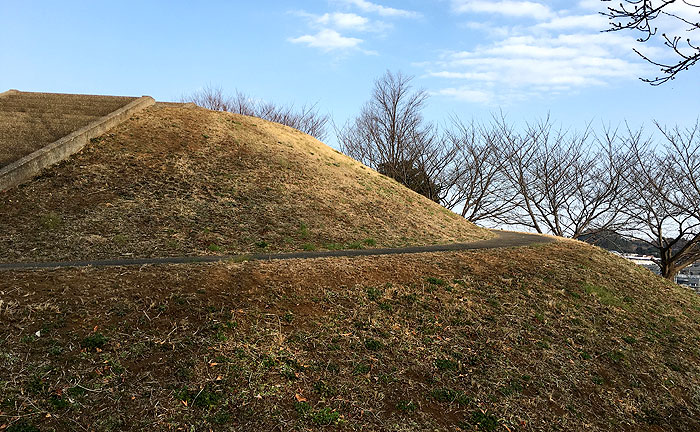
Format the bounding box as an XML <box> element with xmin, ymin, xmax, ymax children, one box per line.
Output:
<box><xmin>1</xmin><ymin>241</ymin><xmax>698</xmax><ymax>431</ymax></box>
<box><xmin>0</xmin><ymin>91</ymin><xmax>136</xmax><ymax>168</ymax></box>
<box><xmin>0</xmin><ymin>103</ymin><xmax>488</xmax><ymax>263</ymax></box>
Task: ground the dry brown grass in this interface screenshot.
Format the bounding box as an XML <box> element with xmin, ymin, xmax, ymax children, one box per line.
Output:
<box><xmin>0</xmin><ymin>103</ymin><xmax>489</xmax><ymax>263</ymax></box>
<box><xmin>0</xmin><ymin>92</ymin><xmax>135</xmax><ymax>167</ymax></box>
<box><xmin>0</xmin><ymin>241</ymin><xmax>698</xmax><ymax>431</ymax></box>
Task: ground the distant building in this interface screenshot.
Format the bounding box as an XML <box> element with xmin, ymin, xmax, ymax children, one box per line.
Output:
<box><xmin>616</xmin><ymin>253</ymin><xmax>661</xmax><ymax>275</ymax></box>
<box><xmin>615</xmin><ymin>254</ymin><xmax>699</xmax><ymax>293</ymax></box>
<box><xmin>676</xmin><ymin>262</ymin><xmax>700</xmax><ymax>293</ymax></box>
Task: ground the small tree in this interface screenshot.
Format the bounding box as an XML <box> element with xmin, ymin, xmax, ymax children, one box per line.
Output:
<box><xmin>338</xmin><ymin>71</ymin><xmax>457</xmax><ymax>204</ymax></box>
<box><xmin>603</xmin><ymin>0</ymin><xmax>700</xmax><ymax>84</ymax></box>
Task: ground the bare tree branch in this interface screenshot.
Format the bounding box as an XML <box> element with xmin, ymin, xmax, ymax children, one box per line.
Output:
<box><xmin>602</xmin><ymin>0</ymin><xmax>700</xmax><ymax>84</ymax></box>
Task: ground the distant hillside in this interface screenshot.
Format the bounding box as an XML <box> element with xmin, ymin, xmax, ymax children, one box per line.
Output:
<box><xmin>580</xmin><ymin>231</ymin><xmax>698</xmax><ymax>265</ymax></box>
<box><xmin>580</xmin><ymin>231</ymin><xmax>659</xmax><ymax>256</ymax></box>
<box><xmin>0</xmin><ymin>103</ymin><xmax>489</xmax><ymax>263</ymax></box>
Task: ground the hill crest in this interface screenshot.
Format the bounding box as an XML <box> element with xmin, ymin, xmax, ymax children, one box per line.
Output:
<box><xmin>0</xmin><ymin>102</ymin><xmax>489</xmax><ymax>262</ymax></box>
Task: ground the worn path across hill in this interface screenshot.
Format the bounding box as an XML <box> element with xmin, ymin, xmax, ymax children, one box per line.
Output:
<box><xmin>0</xmin><ymin>230</ymin><xmax>554</xmax><ymax>271</ymax></box>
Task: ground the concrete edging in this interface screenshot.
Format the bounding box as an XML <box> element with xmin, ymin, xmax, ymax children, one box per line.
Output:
<box><xmin>0</xmin><ymin>95</ymin><xmax>155</xmax><ymax>191</ymax></box>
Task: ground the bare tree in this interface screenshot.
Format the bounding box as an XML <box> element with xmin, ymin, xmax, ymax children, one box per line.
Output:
<box><xmin>441</xmin><ymin>118</ymin><xmax>520</xmax><ymax>223</ymax></box>
<box><xmin>495</xmin><ymin>115</ymin><xmax>627</xmax><ymax>239</ymax></box>
<box><xmin>338</xmin><ymin>71</ymin><xmax>455</xmax><ymax>204</ymax></box>
<box><xmin>182</xmin><ymin>85</ymin><xmax>329</xmax><ymax>141</ymax></box>
<box><xmin>602</xmin><ymin>0</ymin><xmax>700</xmax><ymax>84</ymax></box>
<box><xmin>185</xmin><ymin>85</ymin><xmax>236</xmax><ymax>112</ymax></box>
<box><xmin>621</xmin><ymin>122</ymin><xmax>700</xmax><ymax>279</ymax></box>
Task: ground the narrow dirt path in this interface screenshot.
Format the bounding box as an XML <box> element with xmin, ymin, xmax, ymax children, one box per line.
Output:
<box><xmin>0</xmin><ymin>230</ymin><xmax>554</xmax><ymax>271</ymax></box>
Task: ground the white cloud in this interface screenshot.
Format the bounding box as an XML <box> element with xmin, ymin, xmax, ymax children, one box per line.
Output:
<box><xmin>536</xmin><ymin>14</ymin><xmax>606</xmax><ymax>30</ymax></box>
<box><xmin>294</xmin><ymin>11</ymin><xmax>390</xmax><ymax>33</ymax></box>
<box><xmin>435</xmin><ymin>87</ymin><xmax>493</xmax><ymax>103</ymax></box>
<box><xmin>451</xmin><ymin>0</ymin><xmax>555</xmax><ymax>20</ymax></box>
<box><xmin>320</xmin><ymin>12</ymin><xmax>370</xmax><ymax>30</ymax></box>
<box><xmin>577</xmin><ymin>0</ymin><xmax>603</xmax><ymax>11</ymax></box>
<box><xmin>425</xmin><ymin>17</ymin><xmax>655</xmax><ymax>104</ymax></box>
<box><xmin>289</xmin><ymin>29</ymin><xmax>364</xmax><ymax>51</ymax></box>
<box><xmin>338</xmin><ymin>0</ymin><xmax>420</xmax><ymax>18</ymax></box>
<box><xmin>462</xmin><ymin>21</ymin><xmax>513</xmax><ymax>38</ymax></box>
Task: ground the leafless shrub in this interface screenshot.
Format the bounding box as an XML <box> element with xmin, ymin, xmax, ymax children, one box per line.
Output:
<box><xmin>182</xmin><ymin>85</ymin><xmax>329</xmax><ymax>141</ymax></box>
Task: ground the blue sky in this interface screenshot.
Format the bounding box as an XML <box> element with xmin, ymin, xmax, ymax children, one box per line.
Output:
<box><xmin>1</xmin><ymin>0</ymin><xmax>698</xmax><ymax>145</ymax></box>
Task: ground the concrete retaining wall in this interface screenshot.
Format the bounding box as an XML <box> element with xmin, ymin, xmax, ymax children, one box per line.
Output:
<box><xmin>0</xmin><ymin>95</ymin><xmax>155</xmax><ymax>192</ymax></box>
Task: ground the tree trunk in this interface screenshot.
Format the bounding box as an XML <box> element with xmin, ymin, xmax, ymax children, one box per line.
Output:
<box><xmin>658</xmin><ymin>250</ymin><xmax>679</xmax><ymax>280</ymax></box>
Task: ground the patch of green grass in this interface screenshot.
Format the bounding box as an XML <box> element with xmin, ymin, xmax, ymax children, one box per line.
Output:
<box><xmin>465</xmin><ymin>410</ymin><xmax>500</xmax><ymax>432</ymax></box>
<box><xmin>302</xmin><ymin>243</ymin><xmax>316</xmax><ymax>251</ymax></box>
<box><xmin>346</xmin><ymin>241</ymin><xmax>364</xmax><ymax>249</ymax></box>
<box><xmin>176</xmin><ymin>385</ymin><xmax>222</xmax><ymax>408</ymax></box>
<box><xmin>366</xmin><ymin>287</ymin><xmax>383</xmax><ymax>302</ymax></box>
<box><xmin>49</xmin><ymin>394</ymin><xmax>70</xmax><ymax>410</ymax></box>
<box><xmin>298</xmin><ymin>222</ymin><xmax>310</xmax><ymax>239</ymax></box>
<box><xmin>364</xmin><ymin>339</ymin><xmax>382</xmax><ymax>351</ymax></box>
<box><xmin>430</xmin><ymin>388</ymin><xmax>471</xmax><ymax>406</ymax></box>
<box><xmin>396</xmin><ymin>400</ymin><xmax>416</xmax><ymax>413</ymax></box>
<box><xmin>379</xmin><ymin>302</ymin><xmax>393</xmax><ymax>312</ymax></box>
<box><xmin>313</xmin><ymin>380</ymin><xmax>337</xmax><ymax>398</ymax></box>
<box><xmin>583</xmin><ymin>283</ymin><xmax>624</xmax><ymax>308</ymax></box>
<box><xmin>112</xmin><ymin>234</ymin><xmax>128</xmax><ymax>245</ymax></box>
<box><xmin>323</xmin><ymin>243</ymin><xmax>344</xmax><ymax>250</ymax></box>
<box><xmin>363</xmin><ymin>238</ymin><xmax>377</xmax><ymax>246</ymax></box>
<box><xmin>208</xmin><ymin>243</ymin><xmax>222</xmax><ymax>252</ymax></box>
<box><xmin>255</xmin><ymin>240</ymin><xmax>269</xmax><ymax>248</ymax></box>
<box><xmin>353</xmin><ymin>363</ymin><xmax>370</xmax><ymax>375</ymax></box>
<box><xmin>39</xmin><ymin>212</ymin><xmax>62</xmax><ymax>230</ymax></box>
<box><xmin>6</xmin><ymin>421</ymin><xmax>39</xmax><ymax>432</ymax></box>
<box><xmin>427</xmin><ymin>277</ymin><xmax>447</xmax><ymax>286</ymax></box>
<box><xmin>20</xmin><ymin>334</ymin><xmax>36</xmax><ymax>344</ymax></box>
<box><xmin>622</xmin><ymin>335</ymin><xmax>637</xmax><ymax>344</ymax></box>
<box><xmin>81</xmin><ymin>333</ymin><xmax>108</xmax><ymax>350</ymax></box>
<box><xmin>608</xmin><ymin>350</ymin><xmax>625</xmax><ymax>364</ymax></box>
<box><xmin>400</xmin><ymin>293</ymin><xmax>418</xmax><ymax>305</ymax></box>
<box><xmin>535</xmin><ymin>340</ymin><xmax>550</xmax><ymax>350</ymax></box>
<box><xmin>295</xmin><ymin>402</ymin><xmax>341</xmax><ymax>426</ymax></box>
<box><xmin>435</xmin><ymin>358</ymin><xmax>459</xmax><ymax>371</ymax></box>
<box><xmin>498</xmin><ymin>378</ymin><xmax>525</xmax><ymax>396</ymax></box>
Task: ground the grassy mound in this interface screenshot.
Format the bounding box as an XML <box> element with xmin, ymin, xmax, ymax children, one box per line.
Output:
<box><xmin>1</xmin><ymin>241</ymin><xmax>698</xmax><ymax>430</ymax></box>
<box><xmin>0</xmin><ymin>103</ymin><xmax>488</xmax><ymax>262</ymax></box>
<box><xmin>0</xmin><ymin>91</ymin><xmax>135</xmax><ymax>168</ymax></box>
